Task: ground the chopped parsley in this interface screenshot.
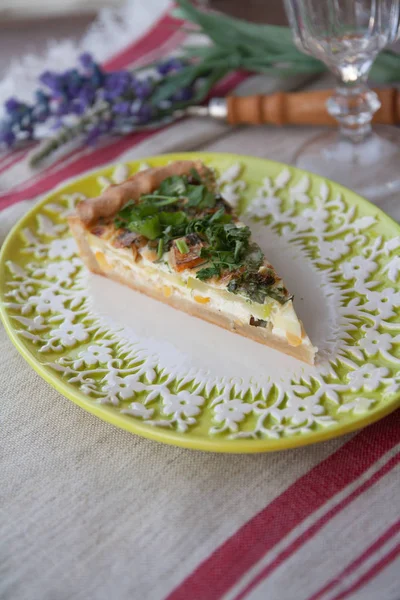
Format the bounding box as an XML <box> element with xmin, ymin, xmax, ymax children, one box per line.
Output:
<box><xmin>196</xmin><ymin>223</ymin><xmax>254</xmax><ymax>281</ymax></box>
<box><xmin>114</xmin><ymin>170</ymin><xmax>290</xmax><ymax>304</ymax></box>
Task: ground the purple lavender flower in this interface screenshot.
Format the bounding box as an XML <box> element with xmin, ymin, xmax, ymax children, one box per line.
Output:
<box><xmin>105</xmin><ymin>71</ymin><xmax>133</xmax><ymax>99</ymax></box>
<box><xmin>54</xmin><ymin>100</ymin><xmax>71</xmax><ymax>116</ymax></box>
<box><xmin>112</xmin><ymin>101</ymin><xmax>131</xmax><ymax>116</ymax></box>
<box><xmin>104</xmin><ymin>74</ymin><xmax>122</xmax><ymax>100</ymax></box>
<box><xmin>97</xmin><ymin>88</ymin><xmax>110</xmax><ymax>102</ymax></box>
<box><xmin>157</xmin><ymin>57</ymin><xmax>185</xmax><ymax>75</ymax></box>
<box><xmin>5</xmin><ymin>97</ymin><xmax>21</xmax><ymax>115</ymax></box>
<box><xmin>137</xmin><ymin>103</ymin><xmax>153</xmax><ymax>123</ymax></box>
<box><xmin>101</xmin><ymin>89</ymin><xmax>118</xmax><ymax>103</ymax></box>
<box><xmin>70</xmin><ymin>100</ymin><xmax>86</xmax><ymax>116</ymax></box>
<box><xmin>65</xmin><ymin>69</ymin><xmax>83</xmax><ymax>97</ymax></box>
<box><xmin>133</xmin><ymin>78</ymin><xmax>153</xmax><ymax>99</ymax></box>
<box><xmin>79</xmin><ymin>52</ymin><xmax>104</xmax><ymax>83</ymax></box>
<box><xmin>79</xmin><ymin>52</ymin><xmax>94</xmax><ymax>70</ymax></box>
<box><xmin>78</xmin><ymin>83</ymin><xmax>96</xmax><ymax>109</ymax></box>
<box><xmin>40</xmin><ymin>71</ymin><xmax>64</xmax><ymax>94</ymax></box>
<box><xmin>4</xmin><ymin>97</ymin><xmax>35</xmax><ymax>132</ymax></box>
<box><xmin>1</xmin><ymin>49</ymin><xmax>200</xmax><ymax>153</ymax></box>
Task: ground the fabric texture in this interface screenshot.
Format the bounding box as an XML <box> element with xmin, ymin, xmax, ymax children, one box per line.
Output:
<box><xmin>1</xmin><ymin>5</ymin><xmax>399</xmax><ymax>600</ymax></box>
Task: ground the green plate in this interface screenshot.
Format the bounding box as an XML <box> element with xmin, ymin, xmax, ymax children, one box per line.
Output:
<box><xmin>1</xmin><ymin>153</ymin><xmax>399</xmax><ymax>452</ymax></box>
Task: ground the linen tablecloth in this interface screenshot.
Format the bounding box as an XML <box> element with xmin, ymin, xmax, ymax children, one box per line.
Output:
<box><xmin>1</xmin><ymin>6</ymin><xmax>399</xmax><ymax>600</ymax></box>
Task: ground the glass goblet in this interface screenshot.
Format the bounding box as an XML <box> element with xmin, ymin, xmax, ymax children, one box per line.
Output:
<box><xmin>284</xmin><ymin>0</ymin><xmax>400</xmax><ymax>198</ymax></box>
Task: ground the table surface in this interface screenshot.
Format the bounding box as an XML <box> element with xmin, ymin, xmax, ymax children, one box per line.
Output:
<box><xmin>1</xmin><ymin>7</ymin><xmax>399</xmax><ymax>600</ymax></box>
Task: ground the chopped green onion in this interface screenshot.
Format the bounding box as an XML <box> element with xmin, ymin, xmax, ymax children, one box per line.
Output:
<box><xmin>157</xmin><ymin>238</ymin><xmax>164</xmax><ymax>259</ymax></box>
<box><xmin>176</xmin><ymin>239</ymin><xmax>189</xmax><ymax>254</ymax></box>
<box><xmin>140</xmin><ymin>195</ymin><xmax>181</xmax><ymax>206</ymax></box>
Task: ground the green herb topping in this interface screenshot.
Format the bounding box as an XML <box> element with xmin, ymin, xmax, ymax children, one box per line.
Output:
<box><xmin>227</xmin><ymin>270</ymin><xmax>291</xmax><ymax>305</ymax></box>
<box><xmin>114</xmin><ymin>169</ymin><xmax>290</xmax><ymax>304</ymax></box>
<box><xmin>176</xmin><ymin>238</ymin><xmax>189</xmax><ymax>255</ymax></box>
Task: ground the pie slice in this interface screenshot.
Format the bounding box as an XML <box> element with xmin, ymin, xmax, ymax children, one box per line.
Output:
<box><xmin>68</xmin><ymin>160</ymin><xmax>317</xmax><ymax>364</ymax></box>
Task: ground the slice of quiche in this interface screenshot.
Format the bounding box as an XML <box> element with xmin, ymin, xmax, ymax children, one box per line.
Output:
<box><xmin>68</xmin><ymin>160</ymin><xmax>317</xmax><ymax>364</ymax></box>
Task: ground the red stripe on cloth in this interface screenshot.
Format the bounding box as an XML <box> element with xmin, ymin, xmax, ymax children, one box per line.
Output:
<box><xmin>331</xmin><ymin>542</ymin><xmax>400</xmax><ymax>600</ymax></box>
<box><xmin>103</xmin><ymin>13</ymin><xmax>183</xmax><ymax>71</ymax></box>
<box><xmin>234</xmin><ymin>453</ymin><xmax>400</xmax><ymax>600</ymax></box>
<box><xmin>166</xmin><ymin>411</ymin><xmax>400</xmax><ymax>600</ymax></box>
<box><xmin>308</xmin><ymin>520</ymin><xmax>400</xmax><ymax>600</ymax></box>
<box><xmin>0</xmin><ymin>129</ymin><xmax>158</xmax><ymax>211</ymax></box>
<box><xmin>0</xmin><ymin>147</ymin><xmax>31</xmax><ymax>175</ymax></box>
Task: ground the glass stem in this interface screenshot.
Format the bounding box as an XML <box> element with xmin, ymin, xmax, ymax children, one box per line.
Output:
<box><xmin>326</xmin><ymin>80</ymin><xmax>381</xmax><ymax>143</ymax></box>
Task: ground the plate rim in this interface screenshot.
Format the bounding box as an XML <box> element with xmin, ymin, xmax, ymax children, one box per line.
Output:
<box><xmin>1</xmin><ymin>151</ymin><xmax>399</xmax><ymax>453</ymax></box>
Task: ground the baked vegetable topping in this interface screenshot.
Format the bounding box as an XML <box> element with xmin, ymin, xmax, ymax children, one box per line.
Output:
<box><xmin>114</xmin><ymin>169</ymin><xmax>291</xmax><ymax>305</ymax></box>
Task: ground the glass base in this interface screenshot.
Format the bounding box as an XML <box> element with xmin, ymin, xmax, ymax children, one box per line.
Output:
<box><xmin>294</xmin><ymin>126</ymin><xmax>400</xmax><ymax>200</ymax></box>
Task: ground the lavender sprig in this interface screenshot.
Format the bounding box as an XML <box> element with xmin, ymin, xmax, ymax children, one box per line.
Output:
<box><xmin>0</xmin><ymin>53</ymin><xmax>202</xmax><ymax>166</ymax></box>
<box><xmin>29</xmin><ymin>101</ymin><xmax>112</xmax><ymax>167</ymax></box>
<box><xmin>28</xmin><ymin>54</ymin><xmax>223</xmax><ymax>166</ymax></box>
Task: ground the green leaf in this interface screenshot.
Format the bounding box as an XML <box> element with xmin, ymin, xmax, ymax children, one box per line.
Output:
<box><xmin>128</xmin><ymin>215</ymin><xmax>161</xmax><ymax>240</ymax></box>
<box><xmin>182</xmin><ymin>46</ymin><xmax>230</xmax><ymax>60</ymax></box>
<box><xmin>113</xmin><ymin>158</ymin><xmax>282</xmax><ymax>305</ymax></box>
<box><xmin>189</xmin><ymin>167</ymin><xmax>202</xmax><ymax>183</ymax></box>
<box><xmin>227</xmin><ymin>271</ymin><xmax>290</xmax><ymax>305</ymax></box>
<box><xmin>371</xmin><ymin>51</ymin><xmax>400</xmax><ymax>82</ymax></box>
<box><xmin>172</xmin><ymin>0</ymin><xmax>400</xmax><ymax>85</ymax></box>
<box><xmin>202</xmin><ymin>189</ymin><xmax>217</xmax><ymax>208</ymax></box>
<box><xmin>196</xmin><ymin>265</ymin><xmax>220</xmax><ymax>281</ymax></box>
<box><xmin>174</xmin><ymin>0</ymin><xmax>300</xmax><ymax>55</ymax></box>
<box><xmin>151</xmin><ymin>64</ymin><xmax>210</xmax><ymax>104</ymax></box>
<box><xmin>187</xmin><ymin>184</ymin><xmax>205</xmax><ymax>207</ymax></box>
<box><xmin>158</xmin><ymin>175</ymin><xmax>187</xmax><ymax>196</ymax></box>
<box><xmin>116</xmin><ymin>202</ymin><xmax>159</xmax><ymax>227</ymax></box>
<box><xmin>159</xmin><ymin>211</ymin><xmax>188</xmax><ymax>228</ymax></box>
<box><xmin>209</xmin><ymin>208</ymin><xmax>226</xmax><ymax>223</ymax></box>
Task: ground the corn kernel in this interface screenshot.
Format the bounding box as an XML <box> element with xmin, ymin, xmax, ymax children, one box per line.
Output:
<box><xmin>287</xmin><ymin>332</ymin><xmax>302</xmax><ymax>347</ymax></box>
<box><xmin>95</xmin><ymin>251</ymin><xmax>109</xmax><ymax>271</ymax></box>
<box><xmin>194</xmin><ymin>295</ymin><xmax>210</xmax><ymax>304</ymax></box>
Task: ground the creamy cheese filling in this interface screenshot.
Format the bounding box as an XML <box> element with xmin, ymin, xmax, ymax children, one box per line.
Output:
<box><xmin>88</xmin><ymin>233</ymin><xmax>313</xmax><ymax>349</ymax></box>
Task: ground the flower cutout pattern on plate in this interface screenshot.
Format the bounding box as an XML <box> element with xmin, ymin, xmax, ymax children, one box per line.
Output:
<box><xmin>2</xmin><ymin>158</ymin><xmax>400</xmax><ymax>444</ymax></box>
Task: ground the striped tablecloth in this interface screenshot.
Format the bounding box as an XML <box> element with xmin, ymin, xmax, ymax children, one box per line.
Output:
<box><xmin>1</xmin><ymin>7</ymin><xmax>399</xmax><ymax>600</ymax></box>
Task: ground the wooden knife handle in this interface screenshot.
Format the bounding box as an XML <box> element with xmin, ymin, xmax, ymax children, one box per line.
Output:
<box><xmin>226</xmin><ymin>88</ymin><xmax>400</xmax><ymax>126</ymax></box>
